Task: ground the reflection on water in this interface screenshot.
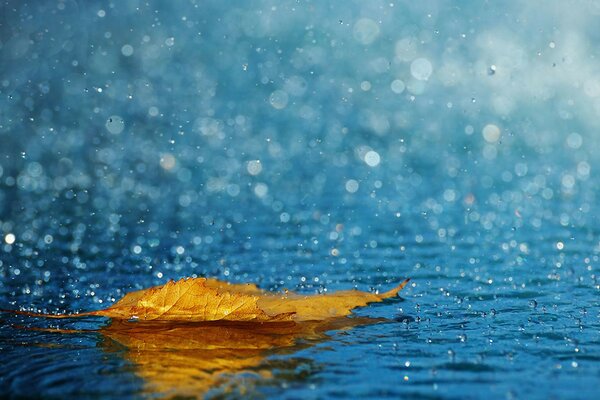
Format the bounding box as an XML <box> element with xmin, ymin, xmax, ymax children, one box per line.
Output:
<box><xmin>13</xmin><ymin>317</ymin><xmax>385</xmax><ymax>398</ymax></box>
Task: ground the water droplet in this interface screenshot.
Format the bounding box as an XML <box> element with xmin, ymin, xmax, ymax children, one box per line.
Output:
<box><xmin>529</xmin><ymin>300</ymin><xmax>538</xmax><ymax>309</ymax></box>
<box><xmin>390</xmin><ymin>79</ymin><xmax>405</xmax><ymax>94</ymax></box>
<box><xmin>105</xmin><ymin>115</ymin><xmax>125</xmax><ymax>134</ymax></box>
<box><xmin>410</xmin><ymin>58</ymin><xmax>433</xmax><ymax>81</ymax></box>
<box><xmin>364</xmin><ymin>150</ymin><xmax>381</xmax><ymax>167</ymax></box>
<box><xmin>4</xmin><ymin>233</ymin><xmax>16</xmax><ymax>245</ymax></box>
<box><xmin>448</xmin><ymin>349</ymin><xmax>455</xmax><ymax>360</ymax></box>
<box><xmin>353</xmin><ymin>18</ymin><xmax>380</xmax><ymax>45</ymax></box>
<box><xmin>482</xmin><ymin>124</ymin><xmax>501</xmax><ymax>143</ymax></box>
<box><xmin>247</xmin><ymin>160</ymin><xmax>263</xmax><ymax>176</ymax></box>
<box><xmin>269</xmin><ymin>90</ymin><xmax>289</xmax><ymax>109</ymax></box>
<box><xmin>121</xmin><ymin>44</ymin><xmax>134</xmax><ymax>57</ymax></box>
<box><xmin>148</xmin><ymin>106</ymin><xmax>159</xmax><ymax>117</ymax></box>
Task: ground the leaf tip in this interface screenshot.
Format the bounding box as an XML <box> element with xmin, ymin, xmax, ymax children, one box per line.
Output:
<box><xmin>380</xmin><ymin>278</ymin><xmax>411</xmax><ymax>299</ymax></box>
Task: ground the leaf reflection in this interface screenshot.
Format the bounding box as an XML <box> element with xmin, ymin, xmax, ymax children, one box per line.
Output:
<box><xmin>99</xmin><ymin>317</ymin><xmax>382</xmax><ymax>398</ymax></box>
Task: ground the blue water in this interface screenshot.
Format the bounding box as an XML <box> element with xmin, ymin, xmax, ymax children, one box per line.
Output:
<box><xmin>2</xmin><ymin>0</ymin><xmax>600</xmax><ymax>398</ymax></box>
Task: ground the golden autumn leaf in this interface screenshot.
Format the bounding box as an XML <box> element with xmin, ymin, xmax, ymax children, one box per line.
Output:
<box><xmin>9</xmin><ymin>277</ymin><xmax>410</xmax><ymax>323</ymax></box>
<box><xmin>8</xmin><ymin>277</ymin><xmax>410</xmax><ymax>398</ymax></box>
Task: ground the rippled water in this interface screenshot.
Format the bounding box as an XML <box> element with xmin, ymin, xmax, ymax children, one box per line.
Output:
<box><xmin>2</xmin><ymin>0</ymin><xmax>600</xmax><ymax>399</ymax></box>
<box><xmin>2</xmin><ymin>196</ymin><xmax>599</xmax><ymax>399</ymax></box>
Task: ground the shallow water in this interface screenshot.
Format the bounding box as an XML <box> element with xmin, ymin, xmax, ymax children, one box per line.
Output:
<box><xmin>2</xmin><ymin>1</ymin><xmax>600</xmax><ymax>399</ymax></box>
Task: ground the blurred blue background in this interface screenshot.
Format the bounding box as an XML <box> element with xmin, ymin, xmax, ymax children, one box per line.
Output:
<box><xmin>1</xmin><ymin>1</ymin><xmax>600</xmax><ymax>398</ymax></box>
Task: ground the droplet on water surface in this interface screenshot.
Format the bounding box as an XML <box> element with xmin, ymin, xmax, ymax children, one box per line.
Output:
<box><xmin>529</xmin><ymin>300</ymin><xmax>538</xmax><ymax>309</ymax></box>
<box><xmin>105</xmin><ymin>115</ymin><xmax>125</xmax><ymax>134</ymax></box>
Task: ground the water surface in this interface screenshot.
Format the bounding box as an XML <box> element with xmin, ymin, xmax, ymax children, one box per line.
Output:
<box><xmin>1</xmin><ymin>1</ymin><xmax>600</xmax><ymax>398</ymax></box>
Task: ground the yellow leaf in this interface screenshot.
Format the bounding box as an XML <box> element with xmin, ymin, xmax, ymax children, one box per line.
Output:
<box><xmin>7</xmin><ymin>277</ymin><xmax>410</xmax><ymax>323</ymax></box>
<box><xmin>9</xmin><ymin>277</ymin><xmax>410</xmax><ymax>397</ymax></box>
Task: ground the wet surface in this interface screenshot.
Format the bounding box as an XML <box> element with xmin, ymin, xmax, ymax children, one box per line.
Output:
<box><xmin>2</xmin><ymin>1</ymin><xmax>600</xmax><ymax>399</ymax></box>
